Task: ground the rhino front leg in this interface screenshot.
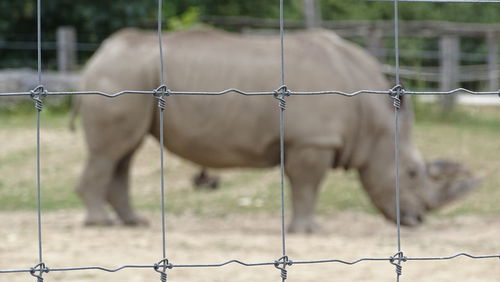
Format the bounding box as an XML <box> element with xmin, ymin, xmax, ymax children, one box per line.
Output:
<box><xmin>76</xmin><ymin>155</ymin><xmax>115</xmax><ymax>225</ymax></box>
<box><xmin>285</xmin><ymin>146</ymin><xmax>333</xmax><ymax>233</ymax></box>
<box><xmin>107</xmin><ymin>150</ymin><xmax>148</xmax><ymax>226</ymax></box>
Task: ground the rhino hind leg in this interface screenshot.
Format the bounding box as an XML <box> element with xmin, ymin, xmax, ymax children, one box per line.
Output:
<box><xmin>193</xmin><ymin>168</ymin><xmax>219</xmax><ymax>190</ymax></box>
<box><xmin>107</xmin><ymin>149</ymin><xmax>149</xmax><ymax>226</ymax></box>
<box><xmin>76</xmin><ymin>155</ymin><xmax>116</xmax><ymax>226</ymax></box>
<box><xmin>285</xmin><ymin>146</ymin><xmax>334</xmax><ymax>233</ymax></box>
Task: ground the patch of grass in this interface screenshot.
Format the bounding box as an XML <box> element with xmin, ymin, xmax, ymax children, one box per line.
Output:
<box><xmin>0</xmin><ymin>181</ymin><xmax>81</xmax><ymax>211</ymax></box>
<box><xmin>1</xmin><ymin>103</ymin><xmax>499</xmax><ymax>219</ymax></box>
<box><xmin>415</xmin><ymin>100</ymin><xmax>500</xmax><ymax>132</ymax></box>
<box><xmin>319</xmin><ymin>171</ymin><xmax>376</xmax><ymax>214</ymax></box>
<box><xmin>0</xmin><ymin>101</ymin><xmax>72</xmax><ymax>129</ymax></box>
<box><xmin>138</xmin><ymin>169</ymin><xmax>285</xmax><ymax>216</ymax></box>
<box><xmin>0</xmin><ymin>108</ymin><xmax>81</xmax><ymax>211</ymax></box>
<box><xmin>139</xmin><ymin>169</ymin><xmax>375</xmax><ymax>218</ymax></box>
<box><xmin>0</xmin><ymin>147</ymin><xmax>35</xmax><ymax>165</ymax></box>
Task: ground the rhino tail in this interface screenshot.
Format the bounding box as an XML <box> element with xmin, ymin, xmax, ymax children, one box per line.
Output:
<box><xmin>68</xmin><ymin>96</ymin><xmax>80</xmax><ymax>132</ymax></box>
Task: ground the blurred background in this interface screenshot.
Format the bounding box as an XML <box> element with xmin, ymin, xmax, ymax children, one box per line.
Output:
<box><xmin>0</xmin><ymin>1</ymin><xmax>499</xmax><ymax>281</ymax></box>
<box><xmin>1</xmin><ymin>0</ymin><xmax>499</xmax><ymax>97</ymax></box>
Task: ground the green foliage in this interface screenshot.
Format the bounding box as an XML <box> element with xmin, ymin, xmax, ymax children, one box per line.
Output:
<box><xmin>163</xmin><ymin>0</ymin><xmax>302</xmax><ymax>20</ymax></box>
<box><xmin>320</xmin><ymin>0</ymin><xmax>500</xmax><ymax>23</ymax></box>
<box><xmin>0</xmin><ymin>0</ymin><xmax>155</xmax><ymax>42</ymax></box>
<box><xmin>202</xmin><ymin>0</ymin><xmax>280</xmax><ymax>18</ymax></box>
<box><xmin>1</xmin><ymin>0</ymin><xmax>500</xmax><ymax>78</ymax></box>
<box><xmin>2</xmin><ymin>1</ymin><xmax>500</xmax><ymax>45</ymax></box>
<box><xmin>0</xmin><ymin>0</ymin><xmax>155</xmax><ymax>68</ymax></box>
<box><xmin>168</xmin><ymin>7</ymin><xmax>202</xmax><ymax>31</ymax></box>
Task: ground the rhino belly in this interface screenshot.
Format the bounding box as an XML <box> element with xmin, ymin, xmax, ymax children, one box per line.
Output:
<box><xmin>164</xmin><ymin>128</ymin><xmax>280</xmax><ymax>168</ymax></box>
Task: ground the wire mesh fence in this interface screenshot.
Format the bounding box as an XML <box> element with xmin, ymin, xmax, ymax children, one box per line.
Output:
<box><xmin>0</xmin><ymin>0</ymin><xmax>499</xmax><ymax>281</ymax></box>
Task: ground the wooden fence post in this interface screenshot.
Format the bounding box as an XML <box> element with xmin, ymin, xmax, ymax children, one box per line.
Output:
<box><xmin>367</xmin><ymin>26</ymin><xmax>384</xmax><ymax>61</ymax></box>
<box><xmin>57</xmin><ymin>26</ymin><xmax>77</xmax><ymax>72</ymax></box>
<box><xmin>304</xmin><ymin>0</ymin><xmax>321</xmax><ymax>29</ymax></box>
<box><xmin>487</xmin><ymin>32</ymin><xmax>499</xmax><ymax>90</ymax></box>
<box><xmin>439</xmin><ymin>35</ymin><xmax>460</xmax><ymax>113</ymax></box>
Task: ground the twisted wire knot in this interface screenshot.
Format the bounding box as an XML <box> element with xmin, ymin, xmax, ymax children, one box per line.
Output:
<box><xmin>157</xmin><ymin>97</ymin><xmax>167</xmax><ymax>111</ymax></box>
<box><xmin>160</xmin><ymin>272</ymin><xmax>167</xmax><ymax>282</ymax></box>
<box><xmin>30</xmin><ymin>262</ymin><xmax>49</xmax><ymax>281</ymax></box>
<box><xmin>153</xmin><ymin>85</ymin><xmax>170</xmax><ymax>110</ymax></box>
<box><xmin>274</xmin><ymin>256</ymin><xmax>293</xmax><ymax>280</ymax></box>
<box><xmin>390</xmin><ymin>252</ymin><xmax>406</xmax><ymax>276</ymax></box>
<box><xmin>389</xmin><ymin>84</ymin><xmax>405</xmax><ymax>110</ymax></box>
<box><xmin>30</xmin><ymin>85</ymin><xmax>47</xmax><ymax>111</ymax></box>
<box><xmin>274</xmin><ymin>85</ymin><xmax>290</xmax><ymax>110</ymax></box>
<box><xmin>154</xmin><ymin>258</ymin><xmax>173</xmax><ymax>282</ymax></box>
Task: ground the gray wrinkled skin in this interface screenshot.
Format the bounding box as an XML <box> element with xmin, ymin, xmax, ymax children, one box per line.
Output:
<box><xmin>77</xmin><ymin>28</ymin><xmax>478</xmax><ymax>232</ymax></box>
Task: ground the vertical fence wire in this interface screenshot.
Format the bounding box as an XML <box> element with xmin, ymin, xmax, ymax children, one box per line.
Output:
<box><xmin>37</xmin><ymin>0</ymin><xmax>42</xmax><ymax>85</ymax></box>
<box><xmin>278</xmin><ymin>0</ymin><xmax>288</xmax><ymax>278</ymax></box>
<box><xmin>156</xmin><ymin>0</ymin><xmax>169</xmax><ymax>280</ymax></box>
<box><xmin>35</xmin><ymin>0</ymin><xmax>44</xmax><ymax>269</ymax></box>
<box><xmin>158</xmin><ymin>0</ymin><xmax>166</xmax><ymax>88</ymax></box>
<box><xmin>30</xmin><ymin>0</ymin><xmax>47</xmax><ymax>281</ymax></box>
<box><xmin>279</xmin><ymin>0</ymin><xmax>286</xmax><ymax>87</ymax></box>
<box><xmin>392</xmin><ymin>1</ymin><xmax>404</xmax><ymax>281</ymax></box>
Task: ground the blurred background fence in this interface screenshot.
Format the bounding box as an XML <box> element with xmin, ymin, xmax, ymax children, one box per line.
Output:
<box><xmin>1</xmin><ymin>0</ymin><xmax>499</xmax><ymax>111</ymax></box>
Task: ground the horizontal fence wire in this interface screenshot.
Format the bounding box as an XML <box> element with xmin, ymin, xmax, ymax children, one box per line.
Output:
<box><xmin>1</xmin><ymin>254</ymin><xmax>499</xmax><ymax>274</ymax></box>
<box><xmin>0</xmin><ymin>88</ymin><xmax>499</xmax><ymax>98</ymax></box>
<box><xmin>1</xmin><ymin>0</ymin><xmax>500</xmax><ymax>280</ymax></box>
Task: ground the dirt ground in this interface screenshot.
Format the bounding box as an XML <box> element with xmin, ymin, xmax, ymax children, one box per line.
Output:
<box><xmin>1</xmin><ymin>211</ymin><xmax>499</xmax><ymax>282</ymax></box>
<box><xmin>1</xmin><ymin>118</ymin><xmax>500</xmax><ymax>282</ymax></box>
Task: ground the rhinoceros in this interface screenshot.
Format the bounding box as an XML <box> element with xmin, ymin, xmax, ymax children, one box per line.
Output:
<box><xmin>77</xmin><ymin>28</ymin><xmax>477</xmax><ymax>232</ymax></box>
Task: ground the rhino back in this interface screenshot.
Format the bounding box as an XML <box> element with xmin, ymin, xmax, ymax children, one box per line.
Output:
<box><xmin>158</xmin><ymin>29</ymin><xmax>394</xmax><ymax>169</ymax></box>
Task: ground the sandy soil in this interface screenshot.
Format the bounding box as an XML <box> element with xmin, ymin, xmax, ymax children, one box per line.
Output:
<box><xmin>1</xmin><ymin>116</ymin><xmax>499</xmax><ymax>282</ymax></box>
<box><xmin>1</xmin><ymin>211</ymin><xmax>499</xmax><ymax>282</ymax></box>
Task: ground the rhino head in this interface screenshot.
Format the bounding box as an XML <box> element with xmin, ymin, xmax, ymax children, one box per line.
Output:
<box><xmin>358</xmin><ymin>144</ymin><xmax>479</xmax><ymax>226</ymax></box>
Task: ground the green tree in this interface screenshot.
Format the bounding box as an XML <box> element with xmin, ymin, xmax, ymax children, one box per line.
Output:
<box><xmin>0</xmin><ymin>0</ymin><xmax>155</xmax><ymax>68</ymax></box>
<box><xmin>1</xmin><ymin>0</ymin><xmax>500</xmax><ymax>69</ymax></box>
